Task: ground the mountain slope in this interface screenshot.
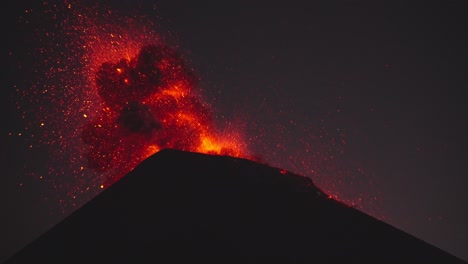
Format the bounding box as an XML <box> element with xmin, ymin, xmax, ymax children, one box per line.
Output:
<box><xmin>5</xmin><ymin>149</ymin><xmax>466</xmax><ymax>263</ymax></box>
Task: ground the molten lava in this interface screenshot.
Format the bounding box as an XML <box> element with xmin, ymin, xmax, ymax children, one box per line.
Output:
<box><xmin>82</xmin><ymin>44</ymin><xmax>247</xmax><ymax>186</ymax></box>
<box><xmin>14</xmin><ymin>2</ymin><xmax>249</xmax><ymax>211</ymax></box>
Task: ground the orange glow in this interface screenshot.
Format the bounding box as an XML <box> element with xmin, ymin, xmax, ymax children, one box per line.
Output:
<box><xmin>161</xmin><ymin>86</ymin><xmax>186</xmax><ymax>99</ymax></box>
<box><xmin>143</xmin><ymin>145</ymin><xmax>161</xmax><ymax>160</ymax></box>
<box><xmin>81</xmin><ymin>43</ymin><xmax>251</xmax><ymax>187</ymax></box>
<box><xmin>199</xmin><ymin>136</ymin><xmax>223</xmax><ymax>154</ymax></box>
<box><xmin>197</xmin><ymin>134</ymin><xmax>246</xmax><ymax>158</ymax></box>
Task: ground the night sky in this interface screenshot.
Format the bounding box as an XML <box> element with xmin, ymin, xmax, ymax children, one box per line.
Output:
<box><xmin>1</xmin><ymin>0</ymin><xmax>467</xmax><ymax>262</ymax></box>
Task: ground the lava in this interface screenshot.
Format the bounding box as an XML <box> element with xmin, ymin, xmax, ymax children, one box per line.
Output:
<box><xmin>82</xmin><ymin>44</ymin><xmax>248</xmax><ymax>186</ymax></box>
<box><xmin>15</xmin><ymin>2</ymin><xmax>248</xmax><ymax>211</ymax></box>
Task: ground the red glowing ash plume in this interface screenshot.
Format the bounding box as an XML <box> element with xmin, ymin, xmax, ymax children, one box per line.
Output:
<box><xmin>15</xmin><ymin>2</ymin><xmax>248</xmax><ymax>210</ymax></box>
<box><xmin>82</xmin><ymin>44</ymin><xmax>247</xmax><ymax>186</ymax></box>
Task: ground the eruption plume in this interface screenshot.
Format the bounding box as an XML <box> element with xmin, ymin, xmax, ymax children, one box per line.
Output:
<box><xmin>14</xmin><ymin>2</ymin><xmax>248</xmax><ymax>211</ymax></box>
<box><xmin>82</xmin><ymin>44</ymin><xmax>248</xmax><ymax>186</ymax></box>
<box><xmin>14</xmin><ymin>2</ymin><xmax>381</xmax><ymax>217</ymax></box>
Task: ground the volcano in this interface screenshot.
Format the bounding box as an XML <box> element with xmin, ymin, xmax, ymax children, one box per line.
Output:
<box><xmin>5</xmin><ymin>149</ymin><xmax>466</xmax><ymax>263</ymax></box>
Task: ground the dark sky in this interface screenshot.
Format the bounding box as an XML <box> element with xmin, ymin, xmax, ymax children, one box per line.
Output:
<box><xmin>1</xmin><ymin>0</ymin><xmax>468</xmax><ymax>262</ymax></box>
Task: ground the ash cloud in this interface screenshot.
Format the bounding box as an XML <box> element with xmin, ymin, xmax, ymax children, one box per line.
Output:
<box><xmin>81</xmin><ymin>44</ymin><xmax>210</xmax><ymax>177</ymax></box>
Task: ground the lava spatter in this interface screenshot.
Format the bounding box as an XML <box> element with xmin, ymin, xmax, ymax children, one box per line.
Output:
<box><xmin>16</xmin><ymin>2</ymin><xmax>248</xmax><ymax>211</ymax></box>
<box><xmin>83</xmin><ymin>44</ymin><xmax>247</xmax><ymax>186</ymax></box>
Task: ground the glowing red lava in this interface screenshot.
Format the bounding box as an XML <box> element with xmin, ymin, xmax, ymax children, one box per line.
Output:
<box><xmin>82</xmin><ymin>44</ymin><xmax>248</xmax><ymax>186</ymax></box>
<box><xmin>15</xmin><ymin>2</ymin><xmax>248</xmax><ymax>211</ymax></box>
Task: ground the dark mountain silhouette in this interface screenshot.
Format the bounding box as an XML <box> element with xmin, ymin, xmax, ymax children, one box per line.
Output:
<box><xmin>5</xmin><ymin>149</ymin><xmax>466</xmax><ymax>263</ymax></box>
